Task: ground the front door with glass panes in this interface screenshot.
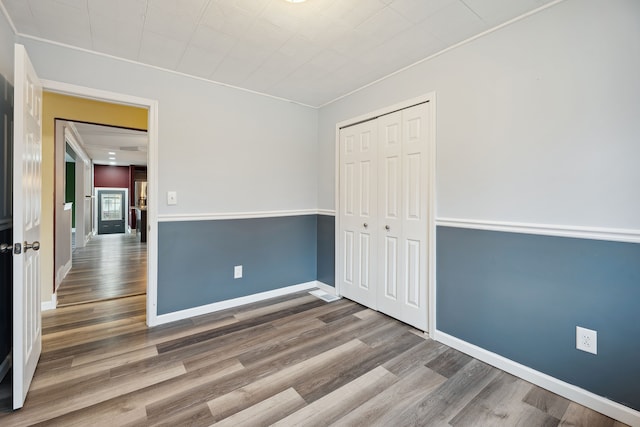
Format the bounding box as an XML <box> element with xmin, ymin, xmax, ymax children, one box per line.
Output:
<box><xmin>97</xmin><ymin>189</ymin><xmax>126</xmax><ymax>234</ymax></box>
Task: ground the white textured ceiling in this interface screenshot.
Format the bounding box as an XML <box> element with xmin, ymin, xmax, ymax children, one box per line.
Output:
<box><xmin>70</xmin><ymin>122</ymin><xmax>148</xmax><ymax>166</ymax></box>
<box><xmin>2</xmin><ymin>0</ymin><xmax>554</xmax><ymax>107</ymax></box>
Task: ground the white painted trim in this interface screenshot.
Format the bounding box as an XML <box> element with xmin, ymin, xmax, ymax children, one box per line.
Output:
<box><xmin>55</xmin><ymin>258</ymin><xmax>72</xmax><ymax>289</ymax></box>
<box><xmin>319</xmin><ymin>0</ymin><xmax>566</xmax><ymax>108</ymax></box>
<box><xmin>146</xmin><ymin>99</ymin><xmax>159</xmax><ymax>327</ymax></box>
<box><xmin>434</xmin><ymin>331</ymin><xmax>640</xmax><ymax>426</ymax></box>
<box><xmin>158</xmin><ymin>209</ymin><xmax>325</xmax><ymax>222</ymax></box>
<box><xmin>64</xmin><ymin>124</ymin><xmax>91</xmax><ymax>164</ymax></box>
<box><xmin>427</xmin><ymin>96</ymin><xmax>438</xmax><ymax>338</ymax></box>
<box><xmin>0</xmin><ymin>1</ymin><xmax>17</xmax><ymax>35</ymax></box>
<box><xmin>154</xmin><ymin>281</ymin><xmax>322</xmax><ymax>326</ymax></box>
<box><xmin>0</xmin><ymin>351</ymin><xmax>11</xmax><ymax>383</ymax></box>
<box><xmin>436</xmin><ymin>217</ymin><xmax>640</xmax><ymax>244</ymax></box>
<box><xmin>334</xmin><ymin>93</ymin><xmax>437</xmax><ymax>335</ymax></box>
<box><xmin>317</xmin><ymin>209</ymin><xmax>336</xmax><ymax>216</ymax></box>
<box><xmin>42</xmin><ymin>79</ymin><xmax>155</xmax><ymax>109</ymax></box>
<box><xmin>41</xmin><ymin>79</ymin><xmax>159</xmax><ymax>328</ymax></box>
<box><xmin>41</xmin><ymin>293</ymin><xmax>56</xmax><ymax>311</ymax></box>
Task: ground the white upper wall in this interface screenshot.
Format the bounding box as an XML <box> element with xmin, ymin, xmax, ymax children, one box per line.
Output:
<box><xmin>19</xmin><ymin>37</ymin><xmax>319</xmax><ymax>216</ymax></box>
<box><xmin>318</xmin><ymin>0</ymin><xmax>640</xmax><ymax>230</ymax></box>
<box><xmin>0</xmin><ymin>9</ymin><xmax>14</xmax><ymax>82</ymax></box>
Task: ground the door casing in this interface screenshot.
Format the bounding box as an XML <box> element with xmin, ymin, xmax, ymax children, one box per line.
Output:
<box><xmin>41</xmin><ymin>79</ymin><xmax>160</xmax><ymax>327</ymax></box>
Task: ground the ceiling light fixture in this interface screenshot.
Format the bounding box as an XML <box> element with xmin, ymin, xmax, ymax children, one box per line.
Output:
<box><xmin>285</xmin><ymin>0</ymin><xmax>307</xmax><ymax>3</ymax></box>
<box><xmin>108</xmin><ymin>151</ymin><xmax>116</xmax><ymax>155</ymax></box>
<box><xmin>109</xmin><ymin>162</ymin><xmax>116</xmax><ymax>165</ymax></box>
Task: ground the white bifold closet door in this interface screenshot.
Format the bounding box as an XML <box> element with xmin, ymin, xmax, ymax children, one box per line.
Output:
<box><xmin>338</xmin><ymin>102</ymin><xmax>429</xmax><ymax>331</ymax></box>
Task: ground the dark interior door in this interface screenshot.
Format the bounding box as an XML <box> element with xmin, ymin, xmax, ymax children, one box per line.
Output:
<box><xmin>97</xmin><ymin>190</ymin><xmax>126</xmax><ymax>234</ymax></box>
<box><xmin>0</xmin><ymin>73</ymin><xmax>13</xmax><ymax>377</ymax></box>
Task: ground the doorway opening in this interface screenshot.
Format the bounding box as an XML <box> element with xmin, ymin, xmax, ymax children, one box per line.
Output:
<box><xmin>53</xmin><ymin>113</ymin><xmax>149</xmax><ymax>309</ymax></box>
<box><xmin>55</xmin><ymin>119</ymin><xmax>149</xmax><ymax>307</ymax></box>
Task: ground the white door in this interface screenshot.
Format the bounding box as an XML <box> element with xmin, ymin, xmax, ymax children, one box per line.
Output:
<box><xmin>377</xmin><ymin>104</ymin><xmax>429</xmax><ymax>330</ymax></box>
<box><xmin>338</xmin><ymin>119</ymin><xmax>378</xmax><ymax>308</ymax></box>
<box><xmin>338</xmin><ymin>102</ymin><xmax>431</xmax><ymax>331</ymax></box>
<box><xmin>13</xmin><ymin>44</ymin><xmax>43</xmax><ymax>409</ymax></box>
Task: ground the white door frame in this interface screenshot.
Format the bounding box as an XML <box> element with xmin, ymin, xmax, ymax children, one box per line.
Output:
<box><xmin>41</xmin><ymin>79</ymin><xmax>160</xmax><ymax>327</ymax></box>
<box><xmin>334</xmin><ymin>92</ymin><xmax>437</xmax><ymax>336</ymax></box>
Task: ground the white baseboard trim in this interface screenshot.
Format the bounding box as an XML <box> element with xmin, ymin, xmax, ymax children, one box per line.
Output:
<box><xmin>434</xmin><ymin>331</ymin><xmax>640</xmax><ymax>426</ymax></box>
<box><xmin>41</xmin><ymin>293</ymin><xmax>57</xmax><ymax>311</ymax></box>
<box><xmin>0</xmin><ymin>351</ymin><xmax>11</xmax><ymax>383</ymax></box>
<box><xmin>154</xmin><ymin>281</ymin><xmax>324</xmax><ymax>326</ymax></box>
<box><xmin>56</xmin><ymin>259</ymin><xmax>72</xmax><ymax>286</ymax></box>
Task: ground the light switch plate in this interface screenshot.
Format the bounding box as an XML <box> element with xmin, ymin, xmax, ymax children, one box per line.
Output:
<box><xmin>167</xmin><ymin>191</ymin><xmax>177</xmax><ymax>205</ymax></box>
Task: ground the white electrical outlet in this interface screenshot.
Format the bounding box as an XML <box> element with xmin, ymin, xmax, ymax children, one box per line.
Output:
<box><xmin>576</xmin><ymin>326</ymin><xmax>597</xmax><ymax>355</ymax></box>
<box><xmin>234</xmin><ymin>265</ymin><xmax>243</xmax><ymax>279</ymax></box>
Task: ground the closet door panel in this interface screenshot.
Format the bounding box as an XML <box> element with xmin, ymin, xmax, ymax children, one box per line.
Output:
<box><xmin>338</xmin><ymin>120</ymin><xmax>378</xmax><ymax>308</ymax></box>
<box><xmin>377</xmin><ymin>112</ymin><xmax>404</xmax><ymax>312</ymax></box>
<box><xmin>399</xmin><ymin>103</ymin><xmax>430</xmax><ymax>330</ymax></box>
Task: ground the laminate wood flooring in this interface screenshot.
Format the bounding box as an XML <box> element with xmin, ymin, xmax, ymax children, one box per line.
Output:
<box><xmin>0</xmin><ymin>292</ymin><xmax>629</xmax><ymax>426</ymax></box>
<box><xmin>56</xmin><ymin>233</ymin><xmax>146</xmax><ymax>306</ymax></box>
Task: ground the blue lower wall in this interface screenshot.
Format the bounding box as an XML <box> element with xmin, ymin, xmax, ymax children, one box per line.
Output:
<box><xmin>317</xmin><ymin>214</ymin><xmax>335</xmax><ymax>287</ymax></box>
<box><xmin>437</xmin><ymin>226</ymin><xmax>640</xmax><ymax>411</ymax></box>
<box><xmin>158</xmin><ymin>215</ymin><xmax>318</xmax><ymax>314</ymax></box>
<box><xmin>157</xmin><ymin>217</ymin><xmax>639</xmax><ymax>410</ymax></box>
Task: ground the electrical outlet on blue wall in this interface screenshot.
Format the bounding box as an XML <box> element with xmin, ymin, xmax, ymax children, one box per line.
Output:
<box><xmin>576</xmin><ymin>326</ymin><xmax>597</xmax><ymax>355</ymax></box>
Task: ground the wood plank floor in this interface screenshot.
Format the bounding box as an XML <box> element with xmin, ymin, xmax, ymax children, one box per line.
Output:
<box><xmin>0</xmin><ymin>291</ymin><xmax>628</xmax><ymax>426</ymax></box>
<box><xmin>56</xmin><ymin>233</ymin><xmax>146</xmax><ymax>306</ymax></box>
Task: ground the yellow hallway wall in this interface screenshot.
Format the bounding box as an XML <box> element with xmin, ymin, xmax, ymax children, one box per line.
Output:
<box><xmin>42</xmin><ymin>92</ymin><xmax>148</xmax><ymax>304</ymax></box>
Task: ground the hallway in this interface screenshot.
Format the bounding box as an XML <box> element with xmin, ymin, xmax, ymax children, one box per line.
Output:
<box><xmin>56</xmin><ymin>233</ymin><xmax>146</xmax><ymax>306</ymax></box>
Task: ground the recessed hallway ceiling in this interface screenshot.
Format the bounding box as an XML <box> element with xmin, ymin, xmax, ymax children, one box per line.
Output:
<box><xmin>1</xmin><ymin>0</ymin><xmax>556</xmax><ymax>107</ymax></box>
<box><xmin>70</xmin><ymin>122</ymin><xmax>148</xmax><ymax>166</ymax></box>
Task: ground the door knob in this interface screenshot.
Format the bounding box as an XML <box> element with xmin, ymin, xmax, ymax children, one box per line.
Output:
<box><xmin>24</xmin><ymin>241</ymin><xmax>40</xmax><ymax>252</ymax></box>
<box><xmin>385</xmin><ymin>225</ymin><xmax>390</xmax><ymax>231</ymax></box>
<box><xmin>363</xmin><ymin>223</ymin><xmax>368</xmax><ymax>228</ymax></box>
